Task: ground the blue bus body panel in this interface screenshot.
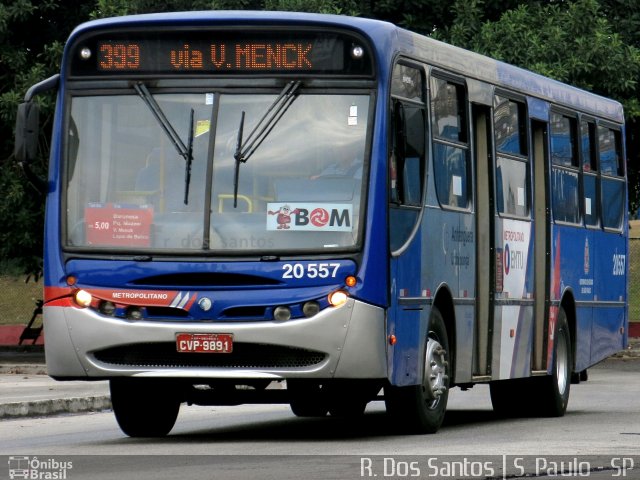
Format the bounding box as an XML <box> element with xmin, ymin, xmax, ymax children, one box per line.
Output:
<box><xmin>551</xmin><ymin>224</ymin><xmax>627</xmax><ymax>370</ymax></box>
<box><xmin>61</xmin><ymin>258</ymin><xmax>357</xmax><ymax>322</ymax></box>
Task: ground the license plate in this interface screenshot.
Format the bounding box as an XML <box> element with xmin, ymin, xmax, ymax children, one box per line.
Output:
<box><xmin>176</xmin><ymin>333</ymin><xmax>233</xmax><ymax>353</ymax></box>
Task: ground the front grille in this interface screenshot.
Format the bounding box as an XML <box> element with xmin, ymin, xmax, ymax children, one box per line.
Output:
<box><xmin>93</xmin><ymin>342</ymin><xmax>326</xmax><ymax>369</ymax></box>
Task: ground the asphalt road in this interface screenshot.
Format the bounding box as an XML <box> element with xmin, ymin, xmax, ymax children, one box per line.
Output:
<box><xmin>1</xmin><ymin>359</ymin><xmax>638</xmax><ymax>479</ymax></box>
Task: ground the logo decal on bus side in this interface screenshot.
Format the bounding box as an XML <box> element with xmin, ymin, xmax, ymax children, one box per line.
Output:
<box><xmin>500</xmin><ymin>220</ymin><xmax>531</xmax><ymax>299</ymax></box>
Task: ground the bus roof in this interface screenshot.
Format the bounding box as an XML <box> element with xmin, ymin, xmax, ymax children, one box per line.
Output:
<box><xmin>68</xmin><ymin>11</ymin><xmax>624</xmax><ymax>124</ymax></box>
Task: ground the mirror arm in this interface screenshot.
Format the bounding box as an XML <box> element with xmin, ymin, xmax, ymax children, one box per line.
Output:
<box><xmin>24</xmin><ymin>74</ymin><xmax>59</xmax><ymax>102</ymax></box>
<box><xmin>18</xmin><ymin>161</ymin><xmax>47</xmax><ymax>195</ymax></box>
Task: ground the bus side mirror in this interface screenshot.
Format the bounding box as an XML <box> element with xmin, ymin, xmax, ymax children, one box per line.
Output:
<box><xmin>14</xmin><ymin>101</ymin><xmax>40</xmax><ymax>164</ymax></box>
<box><xmin>14</xmin><ymin>74</ymin><xmax>59</xmax><ymax>194</ymax></box>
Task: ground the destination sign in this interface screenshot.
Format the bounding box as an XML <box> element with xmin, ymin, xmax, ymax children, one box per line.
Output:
<box><xmin>69</xmin><ymin>30</ymin><xmax>372</xmax><ymax>76</ymax></box>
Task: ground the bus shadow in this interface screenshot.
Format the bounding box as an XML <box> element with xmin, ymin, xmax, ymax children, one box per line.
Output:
<box><xmin>151</xmin><ymin>408</ymin><xmax>503</xmax><ymax>443</ymax></box>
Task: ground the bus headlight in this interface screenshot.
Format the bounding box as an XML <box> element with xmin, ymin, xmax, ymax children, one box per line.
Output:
<box><xmin>74</xmin><ymin>289</ymin><xmax>92</xmax><ymax>308</ymax></box>
<box><xmin>328</xmin><ymin>290</ymin><xmax>349</xmax><ymax>307</ymax></box>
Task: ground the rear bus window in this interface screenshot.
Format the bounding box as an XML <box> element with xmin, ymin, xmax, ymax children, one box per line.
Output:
<box><xmin>599</xmin><ymin>126</ymin><xmax>624</xmax><ymax>229</ymax></box>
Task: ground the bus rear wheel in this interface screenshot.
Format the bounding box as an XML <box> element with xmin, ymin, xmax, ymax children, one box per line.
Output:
<box><xmin>110</xmin><ymin>378</ymin><xmax>181</xmax><ymax>437</ymax></box>
<box><xmin>490</xmin><ymin>307</ymin><xmax>571</xmax><ymax>417</ymax></box>
<box><xmin>538</xmin><ymin>308</ymin><xmax>571</xmax><ymax>416</ymax></box>
<box><xmin>385</xmin><ymin>307</ymin><xmax>450</xmax><ymax>434</ymax></box>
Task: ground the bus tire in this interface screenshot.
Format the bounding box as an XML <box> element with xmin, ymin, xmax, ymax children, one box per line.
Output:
<box><xmin>490</xmin><ymin>307</ymin><xmax>571</xmax><ymax>417</ymax></box>
<box><xmin>288</xmin><ymin>381</ymin><xmax>328</xmax><ymax>417</ymax></box>
<box><xmin>538</xmin><ymin>308</ymin><xmax>571</xmax><ymax>417</ymax></box>
<box><xmin>110</xmin><ymin>379</ymin><xmax>181</xmax><ymax>437</ymax></box>
<box><xmin>385</xmin><ymin>306</ymin><xmax>450</xmax><ymax>433</ymax></box>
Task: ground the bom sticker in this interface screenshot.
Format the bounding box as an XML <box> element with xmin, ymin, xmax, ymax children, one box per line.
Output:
<box><xmin>266</xmin><ymin>203</ymin><xmax>352</xmax><ymax>232</ymax></box>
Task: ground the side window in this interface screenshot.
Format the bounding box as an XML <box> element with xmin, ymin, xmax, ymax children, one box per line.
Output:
<box><xmin>581</xmin><ymin>120</ymin><xmax>598</xmax><ymax>227</ymax></box>
<box><xmin>581</xmin><ymin>121</ymin><xmax>597</xmax><ymax>171</ymax></box>
<box><xmin>431</xmin><ymin>76</ymin><xmax>470</xmax><ymax>209</ymax></box>
<box><xmin>390</xmin><ymin>63</ymin><xmax>425</xmax><ymax>207</ymax></box>
<box><xmin>393</xmin><ymin>101</ymin><xmax>425</xmax><ymax>206</ymax></box>
<box><xmin>599</xmin><ymin>126</ymin><xmax>625</xmax><ymax>229</ymax></box>
<box><xmin>598</xmin><ymin>126</ymin><xmax>623</xmax><ymax>176</ymax></box>
<box><xmin>494</xmin><ymin>96</ymin><xmax>527</xmax><ymax>156</ymax></box>
<box><xmin>389</xmin><ymin>63</ymin><xmax>426</xmax><ymax>252</ymax></box>
<box><xmin>550</xmin><ymin>112</ymin><xmax>579</xmax><ymax>224</ymax></box>
<box><xmin>494</xmin><ymin>96</ymin><xmax>528</xmax><ymax>217</ymax></box>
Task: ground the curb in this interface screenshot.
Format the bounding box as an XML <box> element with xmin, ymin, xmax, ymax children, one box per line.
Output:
<box><xmin>0</xmin><ymin>396</ymin><xmax>111</xmax><ymax>419</ymax></box>
<box><xmin>0</xmin><ymin>325</ymin><xmax>43</xmax><ymax>346</ymax></box>
<box><xmin>0</xmin><ymin>364</ymin><xmax>47</xmax><ymax>375</ymax></box>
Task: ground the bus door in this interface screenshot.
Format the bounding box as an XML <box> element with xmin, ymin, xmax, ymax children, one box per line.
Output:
<box><xmin>531</xmin><ymin>117</ymin><xmax>550</xmax><ymax>372</ymax></box>
<box><xmin>487</xmin><ymin>95</ymin><xmax>537</xmax><ymax>380</ymax></box>
<box><xmin>388</xmin><ymin>63</ymin><xmax>427</xmax><ymax>386</ymax></box>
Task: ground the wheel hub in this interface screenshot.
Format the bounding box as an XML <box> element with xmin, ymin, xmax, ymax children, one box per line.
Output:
<box><xmin>424</xmin><ymin>337</ymin><xmax>448</xmax><ymax>405</ymax></box>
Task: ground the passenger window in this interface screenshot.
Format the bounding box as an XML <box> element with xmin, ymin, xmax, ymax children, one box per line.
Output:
<box><xmin>602</xmin><ymin>178</ymin><xmax>624</xmax><ymax>229</ymax></box>
<box><xmin>551</xmin><ymin>113</ymin><xmax>579</xmax><ymax>224</ymax></box>
<box><xmin>389</xmin><ymin>63</ymin><xmax>426</xmax><ymax>252</ymax></box>
<box><xmin>392</xmin><ymin>102</ymin><xmax>425</xmax><ymax>206</ymax></box>
<box><xmin>494</xmin><ymin>96</ymin><xmax>527</xmax><ymax>156</ymax></box>
<box><xmin>494</xmin><ymin>95</ymin><xmax>528</xmax><ymax>217</ymax></box>
<box><xmin>431</xmin><ymin>77</ymin><xmax>470</xmax><ymax>209</ymax></box>
<box><xmin>495</xmin><ymin>156</ymin><xmax>528</xmax><ymax>217</ymax></box>
<box><xmin>581</xmin><ymin>121</ymin><xmax>598</xmax><ymax>227</ymax></box>
<box><xmin>598</xmin><ymin>127</ymin><xmax>623</xmax><ymax>176</ymax></box>
<box><xmin>581</xmin><ymin>121</ymin><xmax>597</xmax><ymax>172</ymax></box>
<box><xmin>431</xmin><ymin>77</ymin><xmax>467</xmax><ymax>143</ymax></box>
<box><xmin>391</xmin><ymin>63</ymin><xmax>423</xmax><ymax>101</ymax></box>
<box><xmin>552</xmin><ymin>169</ymin><xmax>580</xmax><ymax>224</ymax></box>
<box><xmin>583</xmin><ymin>174</ymin><xmax>598</xmax><ymax>227</ymax></box>
<box><xmin>550</xmin><ymin>113</ymin><xmax>577</xmax><ymax>167</ymax></box>
<box><xmin>598</xmin><ymin>126</ymin><xmax>624</xmax><ymax>230</ymax></box>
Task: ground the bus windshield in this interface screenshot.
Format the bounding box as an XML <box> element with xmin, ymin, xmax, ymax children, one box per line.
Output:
<box><xmin>65</xmin><ymin>90</ymin><xmax>370</xmax><ymax>253</ymax></box>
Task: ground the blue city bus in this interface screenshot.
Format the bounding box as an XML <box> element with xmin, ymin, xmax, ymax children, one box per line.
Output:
<box><xmin>15</xmin><ymin>11</ymin><xmax>628</xmax><ymax>437</ymax></box>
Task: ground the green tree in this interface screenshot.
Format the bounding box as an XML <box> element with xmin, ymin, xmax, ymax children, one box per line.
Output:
<box><xmin>444</xmin><ymin>0</ymin><xmax>640</xmax><ymax>213</ymax></box>
<box><xmin>600</xmin><ymin>0</ymin><xmax>640</xmax><ymax>215</ymax></box>
<box><xmin>0</xmin><ymin>0</ymin><xmax>94</xmax><ymax>274</ymax></box>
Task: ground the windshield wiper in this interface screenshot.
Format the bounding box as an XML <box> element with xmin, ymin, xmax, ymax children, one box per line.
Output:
<box><xmin>184</xmin><ymin>108</ymin><xmax>195</xmax><ymax>205</ymax></box>
<box><xmin>134</xmin><ymin>82</ymin><xmax>195</xmax><ymax>205</ymax></box>
<box><xmin>233</xmin><ymin>80</ymin><xmax>301</xmax><ymax>208</ymax></box>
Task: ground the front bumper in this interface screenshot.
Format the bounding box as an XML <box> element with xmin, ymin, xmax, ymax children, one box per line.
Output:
<box><xmin>44</xmin><ymin>298</ymin><xmax>387</xmax><ymax>380</ymax></box>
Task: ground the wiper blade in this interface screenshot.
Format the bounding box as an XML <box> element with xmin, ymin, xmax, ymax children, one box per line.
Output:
<box><xmin>236</xmin><ymin>80</ymin><xmax>301</xmax><ymax>164</ymax></box>
<box><xmin>184</xmin><ymin>108</ymin><xmax>195</xmax><ymax>205</ymax></box>
<box><xmin>134</xmin><ymin>82</ymin><xmax>195</xmax><ymax>204</ymax></box>
<box><xmin>233</xmin><ymin>80</ymin><xmax>301</xmax><ymax>208</ymax></box>
<box><xmin>233</xmin><ymin>111</ymin><xmax>245</xmax><ymax>208</ymax></box>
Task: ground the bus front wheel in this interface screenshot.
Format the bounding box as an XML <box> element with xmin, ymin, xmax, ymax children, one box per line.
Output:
<box><xmin>110</xmin><ymin>378</ymin><xmax>181</xmax><ymax>437</ymax></box>
<box><xmin>288</xmin><ymin>381</ymin><xmax>328</xmax><ymax>417</ymax></box>
<box><xmin>385</xmin><ymin>307</ymin><xmax>450</xmax><ymax>434</ymax></box>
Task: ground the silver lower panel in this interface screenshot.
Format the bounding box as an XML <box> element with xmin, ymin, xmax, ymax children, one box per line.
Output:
<box><xmin>44</xmin><ymin>298</ymin><xmax>388</xmax><ymax>381</ymax></box>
